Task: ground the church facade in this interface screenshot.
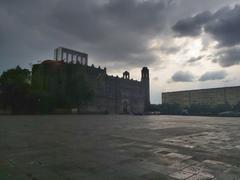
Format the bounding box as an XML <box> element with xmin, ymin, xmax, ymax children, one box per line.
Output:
<box><xmin>32</xmin><ymin>47</ymin><xmax>150</xmax><ymax>114</ymax></box>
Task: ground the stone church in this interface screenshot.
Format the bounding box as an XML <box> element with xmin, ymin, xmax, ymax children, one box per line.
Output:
<box><xmin>32</xmin><ymin>47</ymin><xmax>150</xmax><ymax>114</ymax></box>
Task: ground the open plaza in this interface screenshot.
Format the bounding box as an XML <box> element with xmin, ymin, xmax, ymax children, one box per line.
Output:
<box><xmin>0</xmin><ymin>115</ymin><xmax>240</xmax><ymax>180</ymax></box>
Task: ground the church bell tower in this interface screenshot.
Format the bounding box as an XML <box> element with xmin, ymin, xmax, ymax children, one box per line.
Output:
<box><xmin>141</xmin><ymin>67</ymin><xmax>150</xmax><ymax>110</ymax></box>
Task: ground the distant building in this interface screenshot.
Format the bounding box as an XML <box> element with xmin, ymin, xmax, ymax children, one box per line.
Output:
<box><xmin>162</xmin><ymin>86</ymin><xmax>240</xmax><ymax>107</ymax></box>
<box><xmin>32</xmin><ymin>47</ymin><xmax>150</xmax><ymax>114</ymax></box>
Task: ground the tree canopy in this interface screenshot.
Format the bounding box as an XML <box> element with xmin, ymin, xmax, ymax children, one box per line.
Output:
<box><xmin>0</xmin><ymin>65</ymin><xmax>94</xmax><ymax>114</ymax></box>
<box><xmin>0</xmin><ymin>66</ymin><xmax>31</xmax><ymax>113</ymax></box>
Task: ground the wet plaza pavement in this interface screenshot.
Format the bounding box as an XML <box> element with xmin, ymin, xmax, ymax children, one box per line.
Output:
<box><xmin>0</xmin><ymin>115</ymin><xmax>240</xmax><ymax>180</ymax></box>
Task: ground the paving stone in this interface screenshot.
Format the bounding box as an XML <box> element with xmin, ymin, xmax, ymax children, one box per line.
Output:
<box><xmin>203</xmin><ymin>160</ymin><xmax>231</xmax><ymax>168</ymax></box>
<box><xmin>141</xmin><ymin>171</ymin><xmax>176</xmax><ymax>180</ymax></box>
<box><xmin>151</xmin><ymin>147</ymin><xmax>175</xmax><ymax>154</ymax></box>
<box><xmin>183</xmin><ymin>165</ymin><xmax>203</xmax><ymax>175</ymax></box>
<box><xmin>186</xmin><ymin>172</ymin><xmax>215</xmax><ymax>180</ymax></box>
<box><xmin>1</xmin><ymin>115</ymin><xmax>240</xmax><ymax>179</ymax></box>
<box><xmin>235</xmin><ymin>145</ymin><xmax>240</xmax><ymax>149</ymax></box>
<box><xmin>170</xmin><ymin>171</ymin><xmax>194</xmax><ymax>179</ymax></box>
<box><xmin>165</xmin><ymin>153</ymin><xmax>192</xmax><ymax>161</ymax></box>
<box><xmin>168</xmin><ymin>161</ymin><xmax>191</xmax><ymax>171</ymax></box>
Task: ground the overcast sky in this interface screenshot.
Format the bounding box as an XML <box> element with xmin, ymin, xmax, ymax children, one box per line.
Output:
<box><xmin>1</xmin><ymin>0</ymin><xmax>240</xmax><ymax>104</ymax></box>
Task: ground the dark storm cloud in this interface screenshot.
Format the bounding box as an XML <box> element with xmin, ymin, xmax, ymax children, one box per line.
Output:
<box><xmin>0</xmin><ymin>0</ymin><xmax>173</xmax><ymax>72</ymax></box>
<box><xmin>1</xmin><ymin>0</ymin><xmax>240</xmax><ymax>74</ymax></box>
<box><xmin>0</xmin><ymin>0</ymin><xmax>61</xmax><ymax>70</ymax></box>
<box><xmin>199</xmin><ymin>70</ymin><xmax>227</xmax><ymax>81</ymax></box>
<box><xmin>173</xmin><ymin>4</ymin><xmax>240</xmax><ymax>47</ymax></box>
<box><xmin>214</xmin><ymin>47</ymin><xmax>240</xmax><ymax>67</ymax></box>
<box><xmin>205</xmin><ymin>5</ymin><xmax>240</xmax><ymax>47</ymax></box>
<box><xmin>172</xmin><ymin>11</ymin><xmax>212</xmax><ymax>37</ymax></box>
<box><xmin>103</xmin><ymin>0</ymin><xmax>166</xmax><ymax>33</ymax></box>
<box><xmin>48</xmin><ymin>0</ymin><xmax>171</xmax><ymax>67</ymax></box>
<box><xmin>171</xmin><ymin>71</ymin><xmax>195</xmax><ymax>82</ymax></box>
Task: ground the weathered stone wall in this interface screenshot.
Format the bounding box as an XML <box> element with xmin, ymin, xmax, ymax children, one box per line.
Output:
<box><xmin>32</xmin><ymin>60</ymin><xmax>147</xmax><ymax>114</ymax></box>
<box><xmin>162</xmin><ymin>86</ymin><xmax>240</xmax><ymax>107</ymax></box>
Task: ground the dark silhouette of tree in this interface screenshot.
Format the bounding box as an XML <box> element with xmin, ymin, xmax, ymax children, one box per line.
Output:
<box><xmin>30</xmin><ymin>63</ymin><xmax>94</xmax><ymax>112</ymax></box>
<box><xmin>0</xmin><ymin>66</ymin><xmax>31</xmax><ymax>113</ymax></box>
<box><xmin>65</xmin><ymin>65</ymin><xmax>94</xmax><ymax>108</ymax></box>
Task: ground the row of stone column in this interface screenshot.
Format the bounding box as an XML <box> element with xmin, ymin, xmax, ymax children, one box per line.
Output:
<box><xmin>61</xmin><ymin>52</ymin><xmax>88</xmax><ymax>65</ymax></box>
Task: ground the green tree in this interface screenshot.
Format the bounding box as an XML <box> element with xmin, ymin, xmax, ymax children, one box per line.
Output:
<box><xmin>29</xmin><ymin>90</ymin><xmax>57</xmax><ymax>114</ymax></box>
<box><xmin>65</xmin><ymin>67</ymin><xmax>94</xmax><ymax>108</ymax></box>
<box><xmin>0</xmin><ymin>66</ymin><xmax>31</xmax><ymax>113</ymax></box>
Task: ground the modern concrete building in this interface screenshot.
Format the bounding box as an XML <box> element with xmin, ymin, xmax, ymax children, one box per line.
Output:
<box><xmin>32</xmin><ymin>47</ymin><xmax>150</xmax><ymax>114</ymax></box>
<box><xmin>162</xmin><ymin>86</ymin><xmax>240</xmax><ymax>107</ymax></box>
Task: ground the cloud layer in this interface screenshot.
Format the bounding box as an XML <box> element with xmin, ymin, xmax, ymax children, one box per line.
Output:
<box><xmin>171</xmin><ymin>70</ymin><xmax>227</xmax><ymax>83</ymax></box>
<box><xmin>173</xmin><ymin>4</ymin><xmax>240</xmax><ymax>68</ymax></box>
<box><xmin>172</xmin><ymin>11</ymin><xmax>212</xmax><ymax>37</ymax></box>
<box><xmin>173</xmin><ymin>5</ymin><xmax>240</xmax><ymax>47</ymax></box>
<box><xmin>215</xmin><ymin>47</ymin><xmax>240</xmax><ymax>67</ymax></box>
<box><xmin>0</xmin><ymin>0</ymin><xmax>174</xmax><ymax>71</ymax></box>
<box><xmin>1</xmin><ymin>0</ymin><xmax>240</xmax><ymax>103</ymax></box>
<box><xmin>171</xmin><ymin>71</ymin><xmax>195</xmax><ymax>82</ymax></box>
<box><xmin>199</xmin><ymin>70</ymin><xmax>227</xmax><ymax>81</ymax></box>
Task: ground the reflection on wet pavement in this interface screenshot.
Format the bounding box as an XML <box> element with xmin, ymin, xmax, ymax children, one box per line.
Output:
<box><xmin>0</xmin><ymin>115</ymin><xmax>240</xmax><ymax>180</ymax></box>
